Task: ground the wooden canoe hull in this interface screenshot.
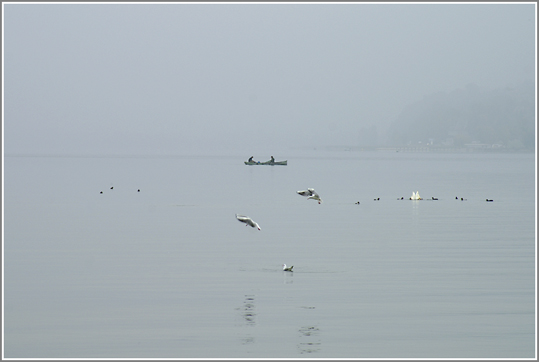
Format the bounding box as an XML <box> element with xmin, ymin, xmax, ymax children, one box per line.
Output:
<box><xmin>244</xmin><ymin>160</ymin><xmax>287</xmax><ymax>166</ymax></box>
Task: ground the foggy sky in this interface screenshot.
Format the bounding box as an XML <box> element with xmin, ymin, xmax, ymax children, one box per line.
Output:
<box><xmin>3</xmin><ymin>3</ymin><xmax>536</xmax><ymax>156</ymax></box>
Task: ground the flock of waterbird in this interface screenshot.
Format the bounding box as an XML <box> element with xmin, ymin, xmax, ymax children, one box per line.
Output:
<box><xmin>374</xmin><ymin>191</ymin><xmax>494</xmax><ymax>203</ymax></box>
<box><xmin>102</xmin><ymin>184</ymin><xmax>492</xmax><ymax>273</ymax></box>
<box><xmin>236</xmin><ymin>188</ymin><xmax>495</xmax><ymax>272</ymax></box>
<box><xmin>100</xmin><ymin>184</ymin><xmax>313</xmax><ymax>272</ymax></box>
<box><xmin>236</xmin><ymin>189</ymin><xmax>494</xmax><ymax>227</ymax></box>
<box><xmin>235</xmin><ymin>188</ymin><xmax>324</xmax><ymax>272</ymax></box>
<box><xmin>99</xmin><ymin>186</ymin><xmax>140</xmax><ymax>194</ymax></box>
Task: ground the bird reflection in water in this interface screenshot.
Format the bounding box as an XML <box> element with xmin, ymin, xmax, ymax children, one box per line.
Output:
<box><xmin>236</xmin><ymin>294</ymin><xmax>257</xmax><ymax>347</ymax></box>
<box><xmin>298</xmin><ymin>325</ymin><xmax>321</xmax><ymax>354</ymax></box>
<box><xmin>283</xmin><ymin>265</ymin><xmax>294</xmax><ymax>284</ymax></box>
<box><xmin>242</xmin><ymin>295</ymin><xmax>256</xmax><ymax>325</ymax></box>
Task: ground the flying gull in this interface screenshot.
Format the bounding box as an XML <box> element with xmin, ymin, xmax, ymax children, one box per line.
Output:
<box><xmin>297</xmin><ymin>188</ymin><xmax>322</xmax><ymax>204</ymax></box>
<box><xmin>235</xmin><ymin>214</ymin><xmax>261</xmax><ymax>230</ymax></box>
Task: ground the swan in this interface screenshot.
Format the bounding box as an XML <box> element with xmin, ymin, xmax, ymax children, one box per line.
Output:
<box><xmin>410</xmin><ymin>191</ymin><xmax>422</xmax><ymax>200</ymax></box>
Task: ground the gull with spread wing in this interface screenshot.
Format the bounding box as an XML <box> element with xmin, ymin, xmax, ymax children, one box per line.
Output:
<box><xmin>297</xmin><ymin>188</ymin><xmax>322</xmax><ymax>204</ymax></box>
<box><xmin>235</xmin><ymin>214</ymin><xmax>261</xmax><ymax>230</ymax></box>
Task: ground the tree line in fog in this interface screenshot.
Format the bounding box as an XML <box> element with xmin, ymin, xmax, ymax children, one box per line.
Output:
<box><xmin>370</xmin><ymin>81</ymin><xmax>535</xmax><ymax>149</ymax></box>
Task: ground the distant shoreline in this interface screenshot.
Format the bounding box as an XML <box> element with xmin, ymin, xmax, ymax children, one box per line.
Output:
<box><xmin>295</xmin><ymin>145</ymin><xmax>536</xmax><ymax>154</ymax></box>
<box><xmin>4</xmin><ymin>146</ymin><xmax>535</xmax><ymax>159</ymax></box>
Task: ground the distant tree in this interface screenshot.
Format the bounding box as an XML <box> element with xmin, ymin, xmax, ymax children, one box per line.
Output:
<box><xmin>386</xmin><ymin>81</ymin><xmax>535</xmax><ymax>149</ymax></box>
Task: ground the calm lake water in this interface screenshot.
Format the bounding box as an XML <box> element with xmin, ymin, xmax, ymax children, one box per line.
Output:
<box><xmin>3</xmin><ymin>150</ymin><xmax>536</xmax><ymax>358</ymax></box>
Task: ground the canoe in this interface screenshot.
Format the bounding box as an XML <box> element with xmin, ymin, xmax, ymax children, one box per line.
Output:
<box><xmin>244</xmin><ymin>160</ymin><xmax>287</xmax><ymax>166</ymax></box>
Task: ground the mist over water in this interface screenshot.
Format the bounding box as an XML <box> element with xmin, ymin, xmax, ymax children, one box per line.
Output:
<box><xmin>3</xmin><ymin>150</ymin><xmax>535</xmax><ymax>358</ymax></box>
<box><xmin>4</xmin><ymin>3</ymin><xmax>536</xmax><ymax>357</ymax></box>
<box><xmin>4</xmin><ymin>4</ymin><xmax>535</xmax><ymax>156</ymax></box>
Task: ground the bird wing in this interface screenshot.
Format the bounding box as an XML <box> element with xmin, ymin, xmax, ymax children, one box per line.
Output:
<box><xmin>308</xmin><ymin>192</ymin><xmax>320</xmax><ymax>200</ymax></box>
<box><xmin>236</xmin><ymin>214</ymin><xmax>251</xmax><ymax>223</ymax></box>
<box><xmin>236</xmin><ymin>214</ymin><xmax>260</xmax><ymax>229</ymax></box>
<box><xmin>298</xmin><ymin>188</ymin><xmax>316</xmax><ymax>197</ymax></box>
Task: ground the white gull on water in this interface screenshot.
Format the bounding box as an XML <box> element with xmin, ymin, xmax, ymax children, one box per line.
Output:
<box><xmin>282</xmin><ymin>264</ymin><xmax>293</xmax><ymax>272</ymax></box>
